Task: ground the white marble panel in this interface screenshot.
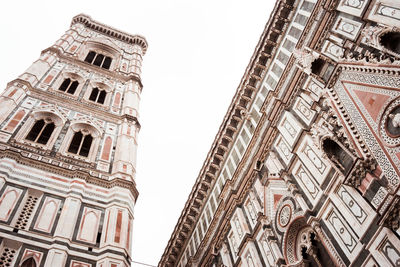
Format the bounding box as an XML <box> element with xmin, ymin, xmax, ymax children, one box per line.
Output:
<box><xmin>337</xmin><ymin>0</ymin><xmax>368</xmax><ymax>16</ymax></box>
<box><xmin>277</xmin><ymin>111</ymin><xmax>303</xmax><ymax>147</ymax></box>
<box><xmin>332</xmin><ymin>15</ymin><xmax>363</xmax><ymax>40</ymax></box>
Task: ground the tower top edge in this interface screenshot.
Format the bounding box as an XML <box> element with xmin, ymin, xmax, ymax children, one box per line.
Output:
<box><xmin>71</xmin><ymin>13</ymin><xmax>148</xmax><ymax>54</ymax></box>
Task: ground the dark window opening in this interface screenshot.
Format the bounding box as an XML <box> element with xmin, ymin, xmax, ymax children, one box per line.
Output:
<box><xmin>26</xmin><ymin>119</ymin><xmax>45</xmax><ymax>142</ymax></box>
<box><xmin>68</xmin><ymin>131</ymin><xmax>93</xmax><ymax>157</ymax></box>
<box><xmin>84</xmin><ymin>51</ymin><xmax>112</xmax><ymax>69</ymax></box>
<box><xmin>311</xmin><ymin>58</ymin><xmax>325</xmax><ymax>76</ymax></box>
<box><xmin>68</xmin><ymin>131</ymin><xmax>83</xmax><ymax>154</ymax></box>
<box><xmin>59</xmin><ymin>78</ymin><xmax>70</xmax><ymax>92</ymax></box>
<box><xmin>79</xmin><ymin>134</ymin><xmax>93</xmax><ymax>157</ymax></box>
<box><xmin>37</xmin><ymin>122</ymin><xmax>55</xmax><ymax>144</ymax></box>
<box><xmin>93</xmin><ymin>54</ymin><xmax>104</xmax><ymax>67</ymax></box>
<box><xmin>88</xmin><ymin>87</ymin><xmax>106</xmax><ymax>104</ymax></box>
<box><xmin>89</xmin><ymin>87</ymin><xmax>99</xmax><ymax>102</ymax></box>
<box><xmin>68</xmin><ymin>81</ymin><xmax>79</xmax><ymax>94</ymax></box>
<box><xmin>380</xmin><ymin>31</ymin><xmax>400</xmax><ymax>54</ymax></box>
<box><xmin>301</xmin><ymin>246</ymin><xmax>308</xmax><ymax>260</ymax></box>
<box><xmin>85</xmin><ymin>51</ymin><xmax>96</xmax><ymax>64</ymax></box>
<box><xmin>59</xmin><ymin>78</ymin><xmax>78</xmax><ymax>95</ymax></box>
<box><xmin>103</xmin><ymin>57</ymin><xmax>112</xmax><ymax>69</ymax></box>
<box><xmin>21</xmin><ymin>257</ymin><xmax>36</xmax><ymax>267</ymax></box>
<box><xmin>323</xmin><ymin>138</ymin><xmax>354</xmax><ymax>175</ymax></box>
<box><xmin>97</xmin><ymin>90</ymin><xmax>106</xmax><ymax>104</ymax></box>
<box><xmin>26</xmin><ymin>119</ymin><xmax>55</xmax><ymax>145</ymax></box>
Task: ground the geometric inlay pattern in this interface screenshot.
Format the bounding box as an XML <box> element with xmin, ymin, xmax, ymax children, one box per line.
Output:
<box><xmin>335</xmin><ymin>69</ymin><xmax>400</xmax><ymax>191</ymax></box>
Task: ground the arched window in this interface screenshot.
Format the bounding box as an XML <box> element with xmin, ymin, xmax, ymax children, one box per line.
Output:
<box><xmin>68</xmin><ymin>131</ymin><xmax>93</xmax><ymax>157</ymax></box>
<box><xmin>21</xmin><ymin>257</ymin><xmax>36</xmax><ymax>267</ymax></box>
<box><xmin>59</xmin><ymin>78</ymin><xmax>79</xmax><ymax>94</ymax></box>
<box><xmin>85</xmin><ymin>51</ymin><xmax>96</xmax><ymax>63</ymax></box>
<box><xmin>103</xmin><ymin>57</ymin><xmax>112</xmax><ymax>69</ymax></box>
<box><xmin>84</xmin><ymin>50</ymin><xmax>112</xmax><ymax>70</ymax></box>
<box><xmin>25</xmin><ymin>119</ymin><xmax>55</xmax><ymax>145</ymax></box>
<box><xmin>322</xmin><ymin>138</ymin><xmax>354</xmax><ymax>175</ymax></box>
<box><xmin>380</xmin><ymin>31</ymin><xmax>400</xmax><ymax>54</ymax></box>
<box><xmin>89</xmin><ymin>88</ymin><xmax>107</xmax><ymax>104</ymax></box>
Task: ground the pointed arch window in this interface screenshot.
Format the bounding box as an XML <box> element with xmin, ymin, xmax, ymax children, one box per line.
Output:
<box><xmin>88</xmin><ymin>87</ymin><xmax>107</xmax><ymax>104</ymax></box>
<box><xmin>25</xmin><ymin>119</ymin><xmax>55</xmax><ymax>145</ymax></box>
<box><xmin>21</xmin><ymin>257</ymin><xmax>37</xmax><ymax>267</ymax></box>
<box><xmin>68</xmin><ymin>131</ymin><xmax>93</xmax><ymax>157</ymax></box>
<box><xmin>59</xmin><ymin>78</ymin><xmax>79</xmax><ymax>95</ymax></box>
<box><xmin>84</xmin><ymin>50</ymin><xmax>112</xmax><ymax>70</ymax></box>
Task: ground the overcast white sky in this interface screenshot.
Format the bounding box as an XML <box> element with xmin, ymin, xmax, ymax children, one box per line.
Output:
<box><xmin>0</xmin><ymin>1</ymin><xmax>274</xmax><ymax>266</ymax></box>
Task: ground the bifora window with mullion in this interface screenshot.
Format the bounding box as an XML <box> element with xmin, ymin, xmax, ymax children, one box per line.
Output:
<box><xmin>25</xmin><ymin>119</ymin><xmax>55</xmax><ymax>145</ymax></box>
<box><xmin>89</xmin><ymin>88</ymin><xmax>107</xmax><ymax>104</ymax></box>
<box><xmin>84</xmin><ymin>51</ymin><xmax>112</xmax><ymax>70</ymax></box>
<box><xmin>68</xmin><ymin>131</ymin><xmax>93</xmax><ymax>157</ymax></box>
<box><xmin>59</xmin><ymin>78</ymin><xmax>79</xmax><ymax>94</ymax></box>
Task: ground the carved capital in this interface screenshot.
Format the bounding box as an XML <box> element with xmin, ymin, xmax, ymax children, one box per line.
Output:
<box><xmin>293</xmin><ymin>48</ymin><xmax>319</xmax><ymax>74</ymax></box>
<box><xmin>383</xmin><ymin>197</ymin><xmax>400</xmax><ymax>231</ymax></box>
<box><xmin>344</xmin><ymin>157</ymin><xmax>377</xmax><ymax>188</ymax></box>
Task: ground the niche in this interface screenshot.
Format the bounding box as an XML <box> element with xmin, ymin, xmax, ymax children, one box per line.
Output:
<box><xmin>322</xmin><ymin>138</ymin><xmax>354</xmax><ymax>175</ymax></box>
<box><xmin>380</xmin><ymin>31</ymin><xmax>400</xmax><ymax>55</ymax></box>
<box><xmin>311</xmin><ymin>58</ymin><xmax>325</xmax><ymax>76</ymax></box>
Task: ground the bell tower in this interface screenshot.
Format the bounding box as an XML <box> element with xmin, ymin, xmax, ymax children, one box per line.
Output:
<box><xmin>0</xmin><ymin>14</ymin><xmax>147</xmax><ymax>267</ymax></box>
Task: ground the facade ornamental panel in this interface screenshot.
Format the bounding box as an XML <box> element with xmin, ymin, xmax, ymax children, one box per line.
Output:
<box><xmin>0</xmin><ymin>14</ymin><xmax>147</xmax><ymax>266</ymax></box>
<box><xmin>159</xmin><ymin>0</ymin><xmax>400</xmax><ymax>266</ymax></box>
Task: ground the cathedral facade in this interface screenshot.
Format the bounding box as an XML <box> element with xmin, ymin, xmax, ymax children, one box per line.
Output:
<box><xmin>0</xmin><ymin>14</ymin><xmax>146</xmax><ymax>266</ymax></box>
<box><xmin>159</xmin><ymin>0</ymin><xmax>400</xmax><ymax>266</ymax></box>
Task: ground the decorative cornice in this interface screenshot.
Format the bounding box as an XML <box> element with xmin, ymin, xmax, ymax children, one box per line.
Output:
<box><xmin>71</xmin><ymin>14</ymin><xmax>148</xmax><ymax>55</ymax></box>
<box><xmin>0</xmin><ymin>148</ymin><xmax>139</xmax><ymax>201</ymax></box>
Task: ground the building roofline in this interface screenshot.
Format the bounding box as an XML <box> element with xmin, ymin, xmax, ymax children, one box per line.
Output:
<box><xmin>71</xmin><ymin>14</ymin><xmax>148</xmax><ymax>55</ymax></box>
<box><xmin>158</xmin><ymin>0</ymin><xmax>296</xmax><ymax>265</ymax></box>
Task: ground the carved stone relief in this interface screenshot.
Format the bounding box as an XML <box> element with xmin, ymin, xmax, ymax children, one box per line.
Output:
<box><xmin>293</xmin><ymin>48</ymin><xmax>319</xmax><ymax>74</ymax></box>
<box><xmin>362</xmin><ymin>25</ymin><xmax>400</xmax><ymax>58</ymax></box>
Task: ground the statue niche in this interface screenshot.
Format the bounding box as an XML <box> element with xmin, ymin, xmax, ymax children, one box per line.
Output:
<box><xmin>322</xmin><ymin>138</ymin><xmax>354</xmax><ymax>175</ymax></box>
<box><xmin>380</xmin><ymin>31</ymin><xmax>400</xmax><ymax>55</ymax></box>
